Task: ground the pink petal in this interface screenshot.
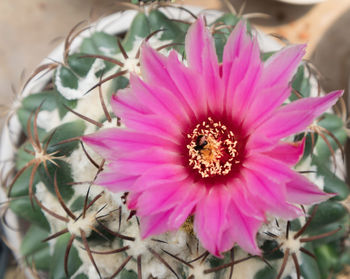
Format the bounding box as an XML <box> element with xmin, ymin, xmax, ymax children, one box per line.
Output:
<box><xmin>140</xmin><ymin>209</ymin><xmax>174</xmax><ymax>238</ymax></box>
<box><xmin>222</xmin><ymin>21</ymin><xmax>250</xmax><ymax>92</ymax></box>
<box><xmin>254</xmin><ymin>90</ymin><xmax>343</xmax><ymax>143</ymax></box>
<box><xmin>222</xmin><ymin>21</ymin><xmax>247</xmax><ymax>65</ymax></box>
<box><xmin>136</xmin><ymin>180</ymin><xmax>190</xmax><ymax>216</ymax></box>
<box><xmin>127</xmin><ymin>191</ymin><xmax>141</xmax><ymax>210</ymax></box>
<box><xmin>229</xmin><ymin>179</ymin><xmax>266</xmax><ymax>221</ymax></box>
<box><xmin>286</xmin><ymin>171</ymin><xmax>334</xmax><ymax>204</ymax></box>
<box><xmin>107</xmin><ymin>148</ymin><xmax>179</xmax><ymax>176</ymax></box>
<box><xmin>111</xmin><ymin>87</ymin><xmax>151</xmax><ymax>119</ymax></box>
<box><xmin>109</xmin><ymin>164</ymin><xmax>186</xmax><ymax>193</ymax></box>
<box><xmin>228</xmin><ymin>201</ymin><xmax>262</xmax><ymax>255</ymax></box>
<box><xmin>260</xmin><ymin>44</ymin><xmax>306</xmax><ymax>88</ymax></box>
<box><xmin>95</xmin><ymin>168</ymin><xmax>138</xmax><ymax>192</ymax></box>
<box><xmin>243</xmin><ymin>153</ymin><xmax>294</xmax><ymax>183</ymax></box>
<box><xmin>228</xmin><ymin>48</ymin><xmax>262</xmax><ymax>120</ymax></box>
<box><xmin>126</xmin><ymin>192</ymin><xmax>141</xmax><ymax>210</ymax></box>
<box><xmin>223</xmin><ymin>22</ymin><xmax>263</xmax><ymax>119</ymax></box>
<box><xmin>261</xmin><ymin>139</ymin><xmax>305</xmax><ymax>166</ymax></box>
<box><xmin>185</xmin><ymin>17</ymin><xmax>221</xmax><ymax>112</ymax></box>
<box><xmin>140</xmin><ymin>45</ymin><xmax>198</xmax><ymax>119</ymax></box>
<box><xmin>167</xmin><ymin>184</ymin><xmax>205</xmax><ymax>229</ymax></box>
<box><xmin>136</xmin><ymin>180</ymin><xmax>204</xmax><ymax>227</ymax></box>
<box><xmin>242</xmin><ymin>84</ymin><xmax>291</xmax><ymax>131</ymax></box>
<box><xmin>167</xmin><ymin>202</ymin><xmax>196</xmax><ymax>230</ymax></box>
<box><xmin>185</xmin><ymin>16</ymin><xmax>219</xmax><ymax>75</ymax></box>
<box><xmin>116</xmin><ymin>112</ymin><xmax>182</xmax><ymax>142</ymax></box>
<box><xmin>140</xmin><ymin>43</ymin><xmax>173</xmax><ymax>90</ymax></box>
<box><xmin>134</xmin><ymin>164</ymin><xmax>188</xmax><ymax>189</ymax></box>
<box><xmin>194</xmin><ymin>187</ymin><xmax>231</xmax><ymax>257</ymax></box>
<box><xmin>217</xmin><ymin>228</ymin><xmax>236</xmax><ymax>254</ymax></box>
<box><xmin>128</xmin><ymin>74</ymin><xmax>190</xmax><ymax>125</ymax></box>
<box><xmin>166</xmin><ymin>51</ymin><xmax>207</xmax><ymax>117</ymax></box>
<box><xmin>242</xmin><ymin>168</ymin><xmax>302</xmax><ymax>219</ymax></box>
<box><xmin>83</xmin><ymin>128</ymin><xmax>178</xmax><ymax>159</ymax></box>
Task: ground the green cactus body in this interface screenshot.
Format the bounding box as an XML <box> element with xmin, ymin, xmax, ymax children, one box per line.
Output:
<box><xmin>2</xmin><ymin>3</ymin><xmax>349</xmax><ymax>279</ymax></box>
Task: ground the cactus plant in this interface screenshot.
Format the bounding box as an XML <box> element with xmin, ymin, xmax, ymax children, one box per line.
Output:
<box><xmin>1</xmin><ymin>2</ymin><xmax>349</xmax><ymax>279</ymax></box>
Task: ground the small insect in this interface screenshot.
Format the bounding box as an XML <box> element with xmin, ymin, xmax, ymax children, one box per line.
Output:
<box><xmin>194</xmin><ymin>135</ymin><xmax>208</xmax><ymax>151</ymax></box>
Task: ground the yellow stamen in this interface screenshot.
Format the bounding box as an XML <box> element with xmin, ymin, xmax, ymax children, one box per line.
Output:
<box><xmin>187</xmin><ymin>117</ymin><xmax>239</xmax><ymax>178</ymax></box>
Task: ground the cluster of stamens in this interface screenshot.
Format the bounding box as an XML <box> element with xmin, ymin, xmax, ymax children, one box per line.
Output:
<box><xmin>187</xmin><ymin>117</ymin><xmax>239</xmax><ymax>178</ymax></box>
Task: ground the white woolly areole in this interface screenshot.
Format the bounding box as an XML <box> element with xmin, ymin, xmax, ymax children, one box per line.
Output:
<box><xmin>189</xmin><ymin>262</ymin><xmax>215</xmax><ymax>279</ymax></box>
<box><xmin>75</xmin><ymin>238</ymin><xmax>126</xmax><ymax>278</ymax></box>
<box><xmin>37</xmin><ymin>109</ymin><xmax>60</xmax><ymax>131</ymax></box>
<box><xmin>55</xmin><ymin>59</ymin><xmax>105</xmax><ymax>100</ymax></box>
<box><xmin>102</xmin><ymin>119</ymin><xmax>120</xmax><ymax>128</ymax></box>
<box><xmin>67</xmin><ymin>144</ymin><xmax>102</xmax><ymax>183</ymax></box>
<box><xmin>118</xmin><ymin>216</ymin><xmax>194</xmax><ymax>278</ymax></box>
<box><xmin>143</xmin><ymin>261</ymin><xmax>169</xmax><ymax>279</ymax></box>
<box><xmin>117</xmin><ymin>34</ymin><xmax>172</xmax><ymax>61</ymax></box>
<box><xmin>114</xmin><ymin>33</ymin><xmax>174</xmax><ymax>79</ymax></box>
<box><xmin>290</xmin><ymin>271</ymin><xmax>305</xmax><ymax>279</ymax></box>
<box><xmin>67</xmin><ymin>211</ymin><xmax>96</xmax><ymax>237</ymax></box>
<box><xmin>162</xmin><ymin>230</ymin><xmax>188</xmax><ymax>255</ymax></box>
<box><xmin>61</xmin><ymin>92</ymin><xmax>108</xmax><ymax>129</ymax></box>
<box><xmin>97</xmin><ymin>46</ymin><xmax>115</xmax><ymax>56</ymax></box>
<box><xmin>229</xmin><ymin>249</ymin><xmax>266</xmax><ymax>279</ymax></box>
<box><xmin>124</xmin><ymin>222</ymin><xmax>149</xmax><ymax>257</ymax></box>
<box><xmin>282</xmin><ymin>232</ymin><xmax>301</xmax><ymax>254</ymax></box>
<box><xmin>110</xmin><ymin>191</ymin><xmax>128</xmax><ymax>211</ymax></box>
<box><xmin>35</xmin><ymin>182</ymin><xmax>67</xmax><ymax>233</ymax></box>
<box><xmin>258</xmin><ymin>218</ymin><xmax>304</xmax><ymax>278</ymax></box>
<box><xmin>68</xmin><ymin>190</ymin><xmax>125</xmax><ymax>278</ymax></box>
<box><xmin>258</xmin><ymin>216</ymin><xmax>287</xmax><ymax>247</ymax></box>
<box><xmin>123</xmin><ymin>58</ymin><xmax>141</xmax><ymax>75</ymax></box>
<box><xmin>280</xmin><ymin>250</ymin><xmax>302</xmax><ymax>279</ymax></box>
<box><xmin>76</xmin><ymin>244</ymin><xmax>124</xmax><ymax>279</ymax></box>
<box><xmin>121</xmin><ymin>220</ymin><xmax>171</xmax><ymax>278</ymax></box>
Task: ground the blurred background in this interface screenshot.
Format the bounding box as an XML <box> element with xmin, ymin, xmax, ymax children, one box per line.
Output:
<box><xmin>1</xmin><ymin>0</ymin><xmax>350</xmax><ymax>278</ymax></box>
<box><xmin>2</xmin><ymin>0</ymin><xmax>350</xmax><ymax>109</ymax></box>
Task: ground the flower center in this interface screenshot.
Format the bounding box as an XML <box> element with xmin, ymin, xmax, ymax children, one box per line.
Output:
<box><xmin>186</xmin><ymin>117</ymin><xmax>240</xmax><ymax>178</ymax></box>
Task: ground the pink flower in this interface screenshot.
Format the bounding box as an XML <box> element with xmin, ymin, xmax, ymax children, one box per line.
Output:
<box><xmin>83</xmin><ymin>18</ymin><xmax>342</xmax><ymax>256</ymax></box>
